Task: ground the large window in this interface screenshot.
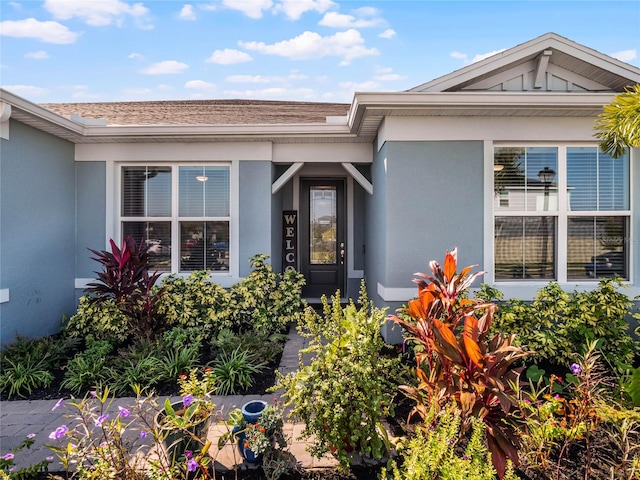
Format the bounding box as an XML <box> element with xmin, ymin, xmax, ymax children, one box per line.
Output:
<box><xmin>120</xmin><ymin>165</ymin><xmax>230</xmax><ymax>272</ymax></box>
<box><xmin>494</xmin><ymin>146</ymin><xmax>630</xmax><ymax>282</ymax></box>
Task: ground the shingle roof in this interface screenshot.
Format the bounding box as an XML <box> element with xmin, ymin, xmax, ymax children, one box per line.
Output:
<box><xmin>39</xmin><ymin>99</ymin><xmax>351</xmax><ymax>126</ymax></box>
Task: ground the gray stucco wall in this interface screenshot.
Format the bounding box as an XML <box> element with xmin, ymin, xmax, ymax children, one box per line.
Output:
<box><xmin>239</xmin><ymin>161</ymin><xmax>272</xmax><ymax>276</ymax></box>
<box><xmin>75</xmin><ymin>162</ymin><xmax>106</xmax><ymax>279</ymax></box>
<box><xmin>1</xmin><ymin>120</ymin><xmax>76</xmax><ymax>343</ymax></box>
<box><xmin>367</xmin><ymin>140</ymin><xmax>485</xmax><ymax>343</ymax></box>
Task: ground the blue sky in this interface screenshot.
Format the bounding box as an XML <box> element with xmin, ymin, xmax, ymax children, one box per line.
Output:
<box><xmin>1</xmin><ymin>0</ymin><xmax>639</xmax><ymax>104</ymax></box>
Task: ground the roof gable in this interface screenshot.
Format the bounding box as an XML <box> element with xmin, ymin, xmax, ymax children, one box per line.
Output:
<box><xmin>409</xmin><ymin>33</ymin><xmax>640</xmax><ymax>93</ymax></box>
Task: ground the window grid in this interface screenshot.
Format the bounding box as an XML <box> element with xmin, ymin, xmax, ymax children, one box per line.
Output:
<box><xmin>493</xmin><ymin>145</ymin><xmax>631</xmax><ymax>283</ymax></box>
<box><xmin>119</xmin><ymin>164</ymin><xmax>231</xmax><ymax>273</ymax></box>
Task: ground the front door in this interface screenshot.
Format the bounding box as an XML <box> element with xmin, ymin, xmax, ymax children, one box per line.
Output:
<box><xmin>300</xmin><ymin>179</ymin><xmax>346</xmax><ymax>298</ymax></box>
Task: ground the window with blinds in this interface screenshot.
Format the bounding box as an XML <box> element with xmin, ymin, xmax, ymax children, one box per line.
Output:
<box><xmin>494</xmin><ymin>146</ymin><xmax>630</xmax><ymax>282</ymax></box>
<box><xmin>120</xmin><ymin>165</ymin><xmax>231</xmax><ymax>273</ymax></box>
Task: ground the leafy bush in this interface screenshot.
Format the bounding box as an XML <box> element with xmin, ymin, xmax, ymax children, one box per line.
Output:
<box><xmin>64</xmin><ymin>296</ymin><xmax>130</xmax><ymax>341</ymax></box>
<box><xmin>211</xmin><ymin>328</ymin><xmax>288</xmax><ymax>365</ymax></box>
<box><xmin>225</xmin><ymin>254</ymin><xmax>306</xmax><ymax>335</ymax></box>
<box><xmin>156</xmin><ymin>270</ymin><xmax>231</xmax><ymax>336</ymax></box>
<box><xmin>61</xmin><ymin>338</ymin><xmax>115</xmax><ymax>394</ymax></box>
<box><xmin>383</xmin><ymin>404</ymin><xmax>517</xmax><ymax>480</ymax></box>
<box><xmin>483</xmin><ymin>278</ymin><xmax>640</xmax><ymax>373</ymax></box>
<box><xmin>210</xmin><ymin>346</ymin><xmax>266</xmax><ymax>395</ymax></box>
<box><xmin>66</xmin><ymin>237</ymin><xmax>166</xmax><ymax>341</ymax></box>
<box><xmin>158</xmin><ymin>346</ymin><xmax>202</xmax><ymax>383</ymax></box>
<box><xmin>108</xmin><ymin>355</ymin><xmax>162</xmax><ymax>395</ymax></box>
<box><xmin>0</xmin><ymin>354</ymin><xmax>54</xmax><ymax>399</ymax></box>
<box><xmin>274</xmin><ymin>282</ymin><xmax>400</xmax><ymax>472</ymax></box>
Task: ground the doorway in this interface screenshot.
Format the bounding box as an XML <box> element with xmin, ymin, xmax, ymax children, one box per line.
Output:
<box><xmin>299</xmin><ymin>179</ymin><xmax>346</xmax><ymax>298</ymax></box>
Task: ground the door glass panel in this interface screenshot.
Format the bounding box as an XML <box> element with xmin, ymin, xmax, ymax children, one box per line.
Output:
<box><xmin>310</xmin><ymin>186</ymin><xmax>336</xmax><ymax>265</ymax></box>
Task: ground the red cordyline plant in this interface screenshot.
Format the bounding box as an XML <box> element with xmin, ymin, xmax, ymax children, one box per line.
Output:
<box><xmin>390</xmin><ymin>248</ymin><xmax>531</xmax><ymax>479</ymax></box>
<box><xmin>86</xmin><ymin>236</ymin><xmax>165</xmax><ymax>339</ymax></box>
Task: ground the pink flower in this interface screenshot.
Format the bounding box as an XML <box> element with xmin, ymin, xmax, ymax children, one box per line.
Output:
<box><xmin>49</xmin><ymin>425</ymin><xmax>69</xmax><ymax>440</ymax></box>
<box><xmin>2</xmin><ymin>453</ymin><xmax>15</xmax><ymax>461</ymax></box>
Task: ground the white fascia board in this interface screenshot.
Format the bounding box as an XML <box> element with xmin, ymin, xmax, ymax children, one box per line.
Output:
<box><xmin>0</xmin><ymin>88</ymin><xmax>85</xmax><ymax>133</ymax></box>
<box><xmin>75</xmin><ymin>141</ymin><xmax>273</xmax><ymax>162</ymax></box>
<box><xmin>81</xmin><ymin>123</ymin><xmax>352</xmax><ymax>139</ymax></box>
<box><xmin>353</xmin><ymin>91</ymin><xmax>617</xmax><ymax>109</ymax></box>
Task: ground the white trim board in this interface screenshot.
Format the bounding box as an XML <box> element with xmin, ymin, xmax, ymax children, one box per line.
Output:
<box><xmin>0</xmin><ymin>289</ymin><xmax>9</xmax><ymax>303</ymax></box>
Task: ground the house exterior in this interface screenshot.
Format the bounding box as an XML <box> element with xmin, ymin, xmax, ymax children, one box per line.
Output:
<box><xmin>1</xmin><ymin>33</ymin><xmax>639</xmax><ymax>344</ymax></box>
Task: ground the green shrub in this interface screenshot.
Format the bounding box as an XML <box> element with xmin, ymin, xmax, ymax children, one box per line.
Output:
<box><xmin>484</xmin><ymin>279</ymin><xmax>639</xmax><ymax>373</ymax></box>
<box><xmin>64</xmin><ymin>296</ymin><xmax>130</xmax><ymax>341</ymax></box>
<box><xmin>210</xmin><ymin>346</ymin><xmax>265</xmax><ymax>395</ymax></box>
<box><xmin>62</xmin><ymin>338</ymin><xmax>115</xmax><ymax>394</ymax></box>
<box><xmin>108</xmin><ymin>355</ymin><xmax>162</xmax><ymax>395</ymax></box>
<box><xmin>225</xmin><ymin>254</ymin><xmax>306</xmax><ymax>335</ymax></box>
<box><xmin>0</xmin><ymin>354</ymin><xmax>54</xmax><ymax>398</ymax></box>
<box><xmin>155</xmin><ymin>270</ymin><xmax>231</xmax><ymax>336</ymax></box>
<box><xmin>273</xmin><ymin>282</ymin><xmax>400</xmax><ymax>473</ymax></box>
<box><xmin>158</xmin><ymin>346</ymin><xmax>201</xmax><ymax>383</ymax></box>
<box><xmin>211</xmin><ymin>328</ymin><xmax>287</xmax><ymax>365</ymax></box>
<box><xmin>383</xmin><ymin>406</ymin><xmax>517</xmax><ymax>480</ymax></box>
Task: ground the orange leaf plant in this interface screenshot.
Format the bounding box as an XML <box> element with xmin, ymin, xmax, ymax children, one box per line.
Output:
<box><xmin>390</xmin><ymin>248</ymin><xmax>532</xmax><ymax>479</ymax></box>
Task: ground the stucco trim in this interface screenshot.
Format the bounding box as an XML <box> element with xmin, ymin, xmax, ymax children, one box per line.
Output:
<box><xmin>377</xmin><ymin>283</ymin><xmax>415</xmax><ymax>302</ymax></box>
<box><xmin>0</xmin><ymin>289</ymin><xmax>9</xmax><ymax>303</ymax></box>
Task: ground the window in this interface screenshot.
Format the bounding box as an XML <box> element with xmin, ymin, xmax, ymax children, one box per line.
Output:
<box><xmin>494</xmin><ymin>146</ymin><xmax>630</xmax><ymax>282</ymax></box>
<box><xmin>120</xmin><ymin>165</ymin><xmax>230</xmax><ymax>273</ymax></box>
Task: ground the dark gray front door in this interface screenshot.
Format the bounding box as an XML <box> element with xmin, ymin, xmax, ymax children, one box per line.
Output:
<box><xmin>300</xmin><ymin>179</ymin><xmax>346</xmax><ymax>298</ymax></box>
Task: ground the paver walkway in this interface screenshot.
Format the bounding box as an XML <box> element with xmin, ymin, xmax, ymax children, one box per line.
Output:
<box><xmin>0</xmin><ymin>326</ymin><xmax>362</xmax><ymax>474</ymax></box>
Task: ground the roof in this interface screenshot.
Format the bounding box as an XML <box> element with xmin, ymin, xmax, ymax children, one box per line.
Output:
<box><xmin>409</xmin><ymin>33</ymin><xmax>640</xmax><ymax>93</ymax></box>
<box><xmin>39</xmin><ymin>99</ymin><xmax>351</xmax><ymax>126</ymax></box>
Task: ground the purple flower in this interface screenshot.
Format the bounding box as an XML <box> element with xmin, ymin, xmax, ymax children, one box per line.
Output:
<box><xmin>140</xmin><ymin>430</ymin><xmax>148</xmax><ymax>439</ymax></box>
<box><xmin>95</xmin><ymin>414</ymin><xmax>109</xmax><ymax>427</ymax></box>
<box><xmin>2</xmin><ymin>453</ymin><xmax>15</xmax><ymax>460</ymax></box>
<box><xmin>187</xmin><ymin>458</ymin><xmax>199</xmax><ymax>472</ymax></box>
<box><xmin>184</xmin><ymin>451</ymin><xmax>193</xmax><ymax>459</ymax></box>
<box><xmin>48</xmin><ymin>425</ymin><xmax>68</xmax><ymax>440</ymax></box>
<box><xmin>183</xmin><ymin>394</ymin><xmax>194</xmax><ymax>407</ymax></box>
<box><xmin>27</xmin><ymin>433</ymin><xmax>36</xmax><ymax>439</ymax></box>
<box><xmin>90</xmin><ymin>391</ymin><xmax>97</xmax><ymax>398</ymax></box>
<box><xmin>46</xmin><ymin>456</ymin><xmax>54</xmax><ymax>461</ymax></box>
<box><xmin>118</xmin><ymin>406</ymin><xmax>131</xmax><ymax>418</ymax></box>
<box><xmin>52</xmin><ymin>398</ymin><xmax>64</xmax><ymax>411</ymax></box>
<box><xmin>570</xmin><ymin>363</ymin><xmax>581</xmax><ymax>375</ymax></box>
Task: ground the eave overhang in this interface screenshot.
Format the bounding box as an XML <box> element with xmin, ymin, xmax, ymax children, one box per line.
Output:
<box><xmin>348</xmin><ymin>91</ymin><xmax>620</xmax><ymax>137</ymax></box>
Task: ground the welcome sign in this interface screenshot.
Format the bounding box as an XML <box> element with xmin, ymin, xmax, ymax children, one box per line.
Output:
<box><xmin>282</xmin><ymin>210</ymin><xmax>298</xmax><ymax>272</ymax></box>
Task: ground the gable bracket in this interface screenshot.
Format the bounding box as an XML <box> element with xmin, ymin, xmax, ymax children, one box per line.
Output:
<box><xmin>341</xmin><ymin>163</ymin><xmax>373</xmax><ymax>195</ymax></box>
<box><xmin>272</xmin><ymin>162</ymin><xmax>304</xmax><ymax>194</ymax></box>
<box><xmin>534</xmin><ymin>50</ymin><xmax>553</xmax><ymax>89</ymax></box>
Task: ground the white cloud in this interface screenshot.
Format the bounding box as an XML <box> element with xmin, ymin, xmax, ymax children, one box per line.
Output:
<box><xmin>222</xmin><ymin>0</ymin><xmax>273</xmax><ymax>19</ymax></box>
<box><xmin>25</xmin><ymin>50</ymin><xmax>49</xmax><ymax>60</ymax></box>
<box><xmin>378</xmin><ymin>29</ymin><xmax>395</xmax><ymax>39</ymax></box>
<box><xmin>179</xmin><ymin>4</ymin><xmax>196</xmax><ymax>20</ymax></box>
<box><xmin>3</xmin><ymin>84</ymin><xmax>48</xmax><ymax>97</ymax></box>
<box><xmin>44</xmin><ymin>0</ymin><xmax>151</xmax><ymax>27</ymax></box>
<box><xmin>319</xmin><ymin>11</ymin><xmax>383</xmax><ymax>28</ymax></box>
<box><xmin>339</xmin><ymin>80</ymin><xmax>380</xmax><ymax>91</ymax></box>
<box><xmin>185</xmin><ymin>80</ymin><xmax>216</xmax><ymax>90</ymax></box>
<box><xmin>471</xmin><ymin>49</ymin><xmax>506</xmax><ymax>63</ymax></box>
<box><xmin>223</xmin><ymin>86</ymin><xmax>316</xmax><ymax>100</ymax></box>
<box><xmin>72</xmin><ymin>86</ymin><xmax>103</xmax><ymax>100</ymax></box>
<box><xmin>275</xmin><ymin>0</ymin><xmax>335</xmax><ymax>20</ymax></box>
<box><xmin>206</xmin><ymin>48</ymin><xmax>252</xmax><ymax>64</ymax></box>
<box><xmin>141</xmin><ymin>60</ymin><xmax>189</xmax><ymax>75</ymax></box>
<box><xmin>451</xmin><ymin>49</ymin><xmax>506</xmax><ymax>65</ymax></box>
<box><xmin>200</xmin><ymin>4</ymin><xmax>217</xmax><ymax>11</ymax></box>
<box><xmin>240</xmin><ymin>29</ymin><xmax>378</xmax><ymax>64</ymax></box>
<box><xmin>353</xmin><ymin>6</ymin><xmax>379</xmax><ymax>16</ymax></box>
<box><xmin>128</xmin><ymin>52</ymin><xmax>143</xmax><ymax>59</ymax></box>
<box><xmin>0</xmin><ymin>18</ymin><xmax>79</xmax><ymax>44</ymax></box>
<box><xmin>226</xmin><ymin>75</ymin><xmax>272</xmax><ymax>83</ymax></box>
<box><xmin>374</xmin><ymin>73</ymin><xmax>406</xmax><ymax>82</ymax></box>
<box><xmin>610</xmin><ymin>49</ymin><xmax>637</xmax><ymax>62</ymax></box>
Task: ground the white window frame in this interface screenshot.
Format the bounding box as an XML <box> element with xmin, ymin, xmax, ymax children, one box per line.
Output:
<box><xmin>484</xmin><ymin>141</ymin><xmax>633</xmax><ymax>298</ymax></box>
<box><xmin>114</xmin><ymin>162</ymin><xmax>239</xmax><ymax>284</ymax></box>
